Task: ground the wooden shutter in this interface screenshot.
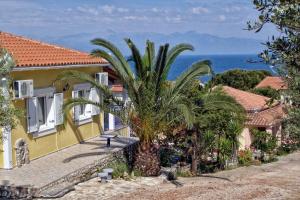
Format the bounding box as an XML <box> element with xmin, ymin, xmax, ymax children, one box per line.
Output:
<box><xmin>47</xmin><ymin>95</ymin><xmax>55</xmax><ymax>128</ymax></box>
<box><xmin>99</xmin><ymin>72</ymin><xmax>108</xmax><ymax>86</ymax></box>
<box><xmin>72</xmin><ymin>91</ymin><xmax>80</xmax><ymax>123</ymax></box>
<box><xmin>27</xmin><ymin>97</ymin><xmax>38</xmax><ymax>133</ymax></box>
<box><xmin>90</xmin><ymin>87</ymin><xmax>100</xmax><ymax>115</ymax></box>
<box><xmin>85</xmin><ymin>89</ymin><xmax>92</xmax><ymax>117</ymax></box>
<box><xmin>54</xmin><ymin>93</ymin><xmax>64</xmax><ymax>125</ymax></box>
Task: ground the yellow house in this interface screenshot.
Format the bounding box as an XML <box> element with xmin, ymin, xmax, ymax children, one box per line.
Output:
<box><xmin>0</xmin><ymin>32</ymin><xmax>128</xmax><ymax>169</ymax></box>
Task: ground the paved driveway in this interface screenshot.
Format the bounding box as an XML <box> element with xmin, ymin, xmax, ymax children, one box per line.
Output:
<box><xmin>61</xmin><ymin>151</ymin><xmax>300</xmax><ymax>200</ymax></box>
<box><xmin>0</xmin><ymin>136</ymin><xmax>136</xmax><ymax>188</ymax></box>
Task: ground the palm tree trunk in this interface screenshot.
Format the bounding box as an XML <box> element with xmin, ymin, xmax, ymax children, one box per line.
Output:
<box><xmin>191</xmin><ymin>150</ymin><xmax>198</xmax><ymax>175</ymax></box>
<box><xmin>134</xmin><ymin>143</ymin><xmax>161</xmax><ymax>176</ymax></box>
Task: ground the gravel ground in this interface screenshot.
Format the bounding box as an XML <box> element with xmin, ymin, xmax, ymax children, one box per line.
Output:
<box><xmin>60</xmin><ymin>151</ymin><xmax>300</xmax><ymax>200</ymax></box>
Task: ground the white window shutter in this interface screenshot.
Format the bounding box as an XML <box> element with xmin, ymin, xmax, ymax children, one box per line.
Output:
<box><xmin>72</xmin><ymin>91</ymin><xmax>80</xmax><ymax>123</ymax></box>
<box><xmin>47</xmin><ymin>95</ymin><xmax>55</xmax><ymax>128</ymax></box>
<box><xmin>54</xmin><ymin>93</ymin><xmax>64</xmax><ymax>125</ymax></box>
<box><xmin>27</xmin><ymin>97</ymin><xmax>38</xmax><ymax>133</ymax></box>
<box><xmin>85</xmin><ymin>89</ymin><xmax>92</xmax><ymax>117</ymax></box>
<box><xmin>90</xmin><ymin>87</ymin><xmax>100</xmax><ymax>115</ymax></box>
<box><xmin>100</xmin><ymin>72</ymin><xmax>108</xmax><ymax>86</ymax></box>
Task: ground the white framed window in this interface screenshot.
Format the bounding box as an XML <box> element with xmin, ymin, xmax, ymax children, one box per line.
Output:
<box><xmin>27</xmin><ymin>87</ymin><xmax>63</xmax><ymax>136</ymax></box>
<box><xmin>73</xmin><ymin>83</ymin><xmax>100</xmax><ymax>125</ymax></box>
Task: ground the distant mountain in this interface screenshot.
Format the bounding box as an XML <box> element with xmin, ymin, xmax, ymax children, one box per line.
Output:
<box><xmin>41</xmin><ymin>31</ymin><xmax>264</xmax><ymax>55</ymax></box>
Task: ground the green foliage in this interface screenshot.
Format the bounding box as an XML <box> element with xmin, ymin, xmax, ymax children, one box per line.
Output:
<box><xmin>0</xmin><ymin>48</ymin><xmax>22</xmax><ymax>133</ymax></box>
<box><xmin>159</xmin><ymin>147</ymin><xmax>180</xmax><ymax>167</ymax></box>
<box><xmin>249</xmin><ymin>0</ymin><xmax>300</xmax><ymax>145</ymax></box>
<box><xmin>176</xmin><ymin>169</ymin><xmax>193</xmax><ymax>177</ymax></box>
<box><xmin>196</xmin><ymin>88</ymin><xmax>245</xmax><ymax>163</ymax></box>
<box><xmin>238</xmin><ymin>149</ymin><xmax>253</xmax><ymax>166</ymax></box>
<box><xmin>250</xmin><ymin>87</ymin><xmax>280</xmax><ymax>99</ymax></box>
<box><xmin>174</xmin><ymin>85</ymin><xmax>246</xmax><ymax>172</ymax></box>
<box><xmin>57</xmin><ymin>39</ymin><xmax>211</xmax><ymax>176</ymax></box>
<box><xmin>251</xmin><ymin>129</ymin><xmax>277</xmax><ymax>154</ymax></box>
<box><xmin>207</xmin><ymin>69</ymin><xmax>271</xmax><ymax>90</ymax></box>
<box><xmin>107</xmin><ymin>161</ymin><xmax>129</xmax><ymax>179</ymax></box>
<box><xmin>58</xmin><ymin>39</ymin><xmax>211</xmax><ymax>146</ymax></box>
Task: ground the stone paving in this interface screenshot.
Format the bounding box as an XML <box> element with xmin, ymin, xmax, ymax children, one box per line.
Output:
<box><xmin>0</xmin><ymin>135</ymin><xmax>137</xmax><ymax>189</ymax></box>
<box><xmin>56</xmin><ymin>177</ymin><xmax>165</xmax><ymax>200</ymax></box>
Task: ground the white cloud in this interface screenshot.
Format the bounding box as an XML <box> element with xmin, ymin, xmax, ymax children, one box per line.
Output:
<box><xmin>224</xmin><ymin>6</ymin><xmax>242</xmax><ymax>13</ymax></box>
<box><xmin>218</xmin><ymin>15</ymin><xmax>226</xmax><ymax>22</ymax></box>
<box><xmin>151</xmin><ymin>8</ymin><xmax>159</xmax><ymax>13</ymax></box>
<box><xmin>191</xmin><ymin>7</ymin><xmax>209</xmax><ymax>14</ymax></box>
<box><xmin>100</xmin><ymin>5</ymin><xmax>115</xmax><ymax>14</ymax></box>
<box><xmin>77</xmin><ymin>6</ymin><xmax>98</xmax><ymax>15</ymax></box>
<box><xmin>165</xmin><ymin>15</ymin><xmax>182</xmax><ymax>23</ymax></box>
<box><xmin>123</xmin><ymin>16</ymin><xmax>148</xmax><ymax>21</ymax></box>
<box><xmin>117</xmin><ymin>7</ymin><xmax>129</xmax><ymax>13</ymax></box>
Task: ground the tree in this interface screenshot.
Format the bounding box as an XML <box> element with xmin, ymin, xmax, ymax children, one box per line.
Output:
<box><xmin>196</xmin><ymin>87</ymin><xmax>245</xmax><ymax>169</ymax></box>
<box><xmin>248</xmin><ymin>0</ymin><xmax>300</xmax><ymax>144</ymax></box>
<box><xmin>251</xmin><ymin>128</ymin><xmax>277</xmax><ymax>161</ymax></box>
<box><xmin>57</xmin><ymin>39</ymin><xmax>211</xmax><ymax>176</ymax></box>
<box><xmin>0</xmin><ymin>48</ymin><xmax>22</xmax><ymax>139</ymax></box>
<box><xmin>250</xmin><ymin>86</ymin><xmax>280</xmax><ymax>99</ymax></box>
<box><xmin>207</xmin><ymin>69</ymin><xmax>271</xmax><ymax>90</ymax></box>
<box><xmin>174</xmin><ymin>85</ymin><xmax>245</xmax><ymax>174</ymax></box>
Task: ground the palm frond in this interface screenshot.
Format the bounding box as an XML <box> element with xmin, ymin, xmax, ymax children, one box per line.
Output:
<box><xmin>172</xmin><ymin>60</ymin><xmax>211</xmax><ymax>95</ymax></box>
<box><xmin>124</xmin><ymin>38</ymin><xmax>144</xmax><ymax>79</ymax></box>
<box><xmin>91</xmin><ymin>38</ymin><xmax>134</xmax><ymax>79</ymax></box>
<box><xmin>162</xmin><ymin>43</ymin><xmax>194</xmax><ymax>80</ymax></box>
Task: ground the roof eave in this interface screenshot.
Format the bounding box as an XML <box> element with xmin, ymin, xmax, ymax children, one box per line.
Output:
<box><xmin>12</xmin><ymin>63</ymin><xmax>111</xmax><ymax>72</ymax></box>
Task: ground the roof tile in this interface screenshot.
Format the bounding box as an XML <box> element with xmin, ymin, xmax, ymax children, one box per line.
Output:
<box><xmin>0</xmin><ymin>31</ymin><xmax>107</xmax><ymax>67</ymax></box>
<box><xmin>222</xmin><ymin>86</ymin><xmax>271</xmax><ymax>112</ymax></box>
<box><xmin>256</xmin><ymin>76</ymin><xmax>287</xmax><ymax>90</ymax></box>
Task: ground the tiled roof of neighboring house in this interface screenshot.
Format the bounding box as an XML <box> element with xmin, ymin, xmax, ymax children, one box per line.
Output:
<box><xmin>256</xmin><ymin>76</ymin><xmax>288</xmax><ymax>90</ymax></box>
<box><xmin>246</xmin><ymin>104</ymin><xmax>286</xmax><ymax>127</ymax></box>
<box><xmin>222</xmin><ymin>86</ymin><xmax>271</xmax><ymax>112</ymax></box>
<box><xmin>111</xmin><ymin>84</ymin><xmax>124</xmax><ymax>93</ymax></box>
<box><xmin>0</xmin><ymin>31</ymin><xmax>107</xmax><ymax>67</ymax></box>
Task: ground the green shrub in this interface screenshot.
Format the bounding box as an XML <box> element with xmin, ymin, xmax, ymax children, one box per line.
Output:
<box><xmin>198</xmin><ymin>161</ymin><xmax>218</xmax><ymax>173</ymax></box>
<box><xmin>238</xmin><ymin>149</ymin><xmax>253</xmax><ymax>166</ymax></box>
<box><xmin>132</xmin><ymin>169</ymin><xmax>142</xmax><ymax>177</ymax></box>
<box><xmin>107</xmin><ymin>161</ymin><xmax>129</xmax><ymax>179</ymax></box>
<box><xmin>159</xmin><ymin>147</ymin><xmax>180</xmax><ymax>167</ymax></box>
<box><xmin>176</xmin><ymin>170</ymin><xmax>193</xmax><ymax>177</ymax></box>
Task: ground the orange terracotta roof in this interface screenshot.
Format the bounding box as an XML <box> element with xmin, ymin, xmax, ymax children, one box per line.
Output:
<box><xmin>222</xmin><ymin>86</ymin><xmax>271</xmax><ymax>112</ymax></box>
<box><xmin>256</xmin><ymin>76</ymin><xmax>287</xmax><ymax>90</ymax></box>
<box><xmin>111</xmin><ymin>84</ymin><xmax>124</xmax><ymax>93</ymax></box>
<box><xmin>246</xmin><ymin>104</ymin><xmax>286</xmax><ymax>127</ymax></box>
<box><xmin>0</xmin><ymin>31</ymin><xmax>107</xmax><ymax>67</ymax></box>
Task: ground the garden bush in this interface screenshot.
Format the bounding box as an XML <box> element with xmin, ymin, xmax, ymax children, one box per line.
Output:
<box><xmin>238</xmin><ymin>149</ymin><xmax>253</xmax><ymax>166</ymax></box>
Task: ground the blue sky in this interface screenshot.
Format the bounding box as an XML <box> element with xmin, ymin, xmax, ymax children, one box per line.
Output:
<box><xmin>0</xmin><ymin>0</ymin><xmax>275</xmax><ymax>40</ymax></box>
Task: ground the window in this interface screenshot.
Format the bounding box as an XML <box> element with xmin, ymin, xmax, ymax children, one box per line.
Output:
<box><xmin>37</xmin><ymin>96</ymin><xmax>47</xmax><ymax>127</ymax></box>
<box><xmin>73</xmin><ymin>83</ymin><xmax>100</xmax><ymax>125</ymax></box>
<box><xmin>27</xmin><ymin>87</ymin><xmax>64</xmax><ymax>136</ymax></box>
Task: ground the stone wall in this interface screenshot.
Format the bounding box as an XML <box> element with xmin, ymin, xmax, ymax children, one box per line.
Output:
<box><xmin>0</xmin><ymin>185</ymin><xmax>37</xmax><ymax>199</ymax></box>
<box><xmin>36</xmin><ymin>141</ymin><xmax>138</xmax><ymax>198</ymax></box>
<box><xmin>0</xmin><ymin>141</ymin><xmax>138</xmax><ymax>199</ymax></box>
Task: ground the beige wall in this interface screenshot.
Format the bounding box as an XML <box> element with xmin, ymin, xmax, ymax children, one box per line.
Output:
<box><xmin>266</xmin><ymin>124</ymin><xmax>282</xmax><ymax>146</ymax></box>
<box><xmin>239</xmin><ymin>128</ymin><xmax>253</xmax><ymax>150</ymax></box>
<box><xmin>7</xmin><ymin>67</ymin><xmax>105</xmax><ymax>168</ymax></box>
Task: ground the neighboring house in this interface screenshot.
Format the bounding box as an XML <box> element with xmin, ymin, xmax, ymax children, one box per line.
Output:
<box><xmin>0</xmin><ymin>32</ymin><xmax>128</xmax><ymax>169</ymax></box>
<box><xmin>255</xmin><ymin>76</ymin><xmax>290</xmax><ymax>104</ymax></box>
<box><xmin>222</xmin><ymin>86</ymin><xmax>286</xmax><ymax>150</ymax></box>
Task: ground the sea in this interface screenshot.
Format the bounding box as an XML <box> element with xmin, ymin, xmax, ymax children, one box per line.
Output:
<box><xmin>169</xmin><ymin>54</ymin><xmax>274</xmax><ymax>82</ymax></box>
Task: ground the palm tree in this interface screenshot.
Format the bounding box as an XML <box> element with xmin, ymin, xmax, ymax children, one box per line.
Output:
<box><xmin>57</xmin><ymin>39</ymin><xmax>211</xmax><ymax>176</ymax></box>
